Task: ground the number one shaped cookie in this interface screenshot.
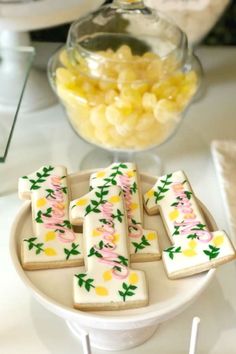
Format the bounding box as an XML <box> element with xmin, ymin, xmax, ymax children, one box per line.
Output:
<box><xmin>70</xmin><ymin>185</ymin><xmax>148</xmax><ymax>311</ymax></box>
<box><xmin>19</xmin><ymin>165</ymin><xmax>83</xmax><ymax>270</ymax></box>
<box><xmin>90</xmin><ymin>162</ymin><xmax>160</xmax><ymax>262</ymax></box>
<box><xmin>144</xmin><ymin>170</ymin><xmax>236</xmax><ymax>279</ymax></box>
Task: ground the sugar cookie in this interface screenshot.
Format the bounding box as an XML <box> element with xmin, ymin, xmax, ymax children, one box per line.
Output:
<box><xmin>70</xmin><ymin>185</ymin><xmax>148</xmax><ymax>311</ymax></box>
<box><xmin>144</xmin><ymin>170</ymin><xmax>236</xmax><ymax>279</ymax></box>
<box><xmin>90</xmin><ymin>162</ymin><xmax>161</xmax><ymax>262</ymax></box>
<box><xmin>19</xmin><ymin>165</ymin><xmax>83</xmax><ymax>270</ymax></box>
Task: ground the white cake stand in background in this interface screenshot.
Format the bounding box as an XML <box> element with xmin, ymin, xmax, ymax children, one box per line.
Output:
<box><xmin>0</xmin><ymin>0</ymin><xmax>104</xmax><ymax>111</ymax></box>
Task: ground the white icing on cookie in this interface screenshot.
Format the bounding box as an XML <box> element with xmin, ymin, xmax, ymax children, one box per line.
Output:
<box><xmin>70</xmin><ymin>185</ymin><xmax>148</xmax><ymax>310</ymax></box>
<box><xmin>19</xmin><ymin>165</ymin><xmax>83</xmax><ymax>269</ymax></box>
<box><xmin>144</xmin><ymin>170</ymin><xmax>236</xmax><ymax>279</ymax></box>
<box><xmin>90</xmin><ymin>163</ymin><xmax>160</xmax><ymax>262</ymax></box>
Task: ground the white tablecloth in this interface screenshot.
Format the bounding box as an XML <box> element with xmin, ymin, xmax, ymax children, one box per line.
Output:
<box><xmin>1</xmin><ymin>44</ymin><xmax>236</xmax><ymax>354</ymax></box>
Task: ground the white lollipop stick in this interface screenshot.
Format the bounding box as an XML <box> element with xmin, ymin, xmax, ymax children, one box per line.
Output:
<box><xmin>189</xmin><ymin>317</ymin><xmax>200</xmax><ymax>354</ymax></box>
<box><xmin>77</xmin><ymin>328</ymin><xmax>92</xmax><ymax>354</ymax></box>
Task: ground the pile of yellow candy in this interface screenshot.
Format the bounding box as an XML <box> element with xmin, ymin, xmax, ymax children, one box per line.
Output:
<box><xmin>55</xmin><ymin>45</ymin><xmax>198</xmax><ymax>150</ymax></box>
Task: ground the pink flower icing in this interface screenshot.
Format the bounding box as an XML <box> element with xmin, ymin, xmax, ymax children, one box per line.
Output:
<box><xmin>118</xmin><ymin>174</ymin><xmax>143</xmax><ymax>239</ymax></box>
<box><xmin>42</xmin><ymin>175</ymin><xmax>76</xmax><ymax>243</ymax></box>
<box><xmin>171</xmin><ymin>182</ymin><xmax>213</xmax><ymax>243</ymax></box>
<box><xmin>95</xmin><ymin>201</ymin><xmax>129</xmax><ymax>279</ymax></box>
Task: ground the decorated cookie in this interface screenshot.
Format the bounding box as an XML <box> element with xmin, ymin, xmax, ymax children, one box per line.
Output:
<box><xmin>70</xmin><ymin>185</ymin><xmax>148</xmax><ymax>311</ymax></box>
<box><xmin>19</xmin><ymin>165</ymin><xmax>83</xmax><ymax>270</ymax></box>
<box><xmin>144</xmin><ymin>170</ymin><xmax>236</xmax><ymax>279</ymax></box>
<box><xmin>90</xmin><ymin>162</ymin><xmax>160</xmax><ymax>262</ymax></box>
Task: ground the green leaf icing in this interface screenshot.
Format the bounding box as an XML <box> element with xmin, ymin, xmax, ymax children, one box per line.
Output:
<box><xmin>164</xmin><ymin>246</ymin><xmax>182</xmax><ymax>260</ymax></box>
<box><xmin>203</xmin><ymin>245</ymin><xmax>220</xmax><ymax>260</ymax></box>
<box><xmin>132</xmin><ymin>235</ymin><xmax>151</xmax><ymax>253</ymax></box>
<box><xmin>64</xmin><ymin>243</ymin><xmax>80</xmax><ymax>260</ymax></box>
<box><xmin>75</xmin><ymin>274</ymin><xmax>95</xmax><ymax>292</ymax></box>
<box><xmin>24</xmin><ymin>237</ymin><xmax>44</xmax><ymax>255</ymax></box>
<box><xmin>118</xmin><ymin>282</ymin><xmax>137</xmax><ymax>302</ymax></box>
<box><xmin>22</xmin><ymin>166</ymin><xmax>54</xmax><ymax>190</ymax></box>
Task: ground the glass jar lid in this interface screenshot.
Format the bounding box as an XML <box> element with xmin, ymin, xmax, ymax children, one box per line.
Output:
<box><xmin>66</xmin><ymin>0</ymin><xmax>188</xmax><ymax>81</ymax></box>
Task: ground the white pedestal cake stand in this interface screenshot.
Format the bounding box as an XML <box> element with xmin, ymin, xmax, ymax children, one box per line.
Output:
<box><xmin>0</xmin><ymin>0</ymin><xmax>104</xmax><ymax>111</ymax></box>
<box><xmin>10</xmin><ymin>171</ymin><xmax>216</xmax><ymax>351</ymax></box>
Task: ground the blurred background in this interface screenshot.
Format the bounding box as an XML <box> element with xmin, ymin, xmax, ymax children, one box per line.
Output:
<box><xmin>30</xmin><ymin>0</ymin><xmax>236</xmax><ymax>45</ymax></box>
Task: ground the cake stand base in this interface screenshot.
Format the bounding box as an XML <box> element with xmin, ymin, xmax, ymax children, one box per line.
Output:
<box><xmin>66</xmin><ymin>320</ymin><xmax>159</xmax><ymax>351</ymax></box>
<box><xmin>80</xmin><ymin>148</ymin><xmax>162</xmax><ymax>176</ymax></box>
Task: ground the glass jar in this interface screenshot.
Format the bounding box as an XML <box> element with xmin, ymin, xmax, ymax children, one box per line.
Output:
<box><xmin>48</xmin><ymin>0</ymin><xmax>202</xmax><ymax>153</ymax></box>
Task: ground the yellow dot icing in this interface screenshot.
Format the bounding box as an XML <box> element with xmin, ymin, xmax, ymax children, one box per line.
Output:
<box><xmin>44</xmin><ymin>231</ymin><xmax>56</xmax><ymax>242</ymax></box>
<box><xmin>44</xmin><ymin>248</ymin><xmax>57</xmax><ymax>256</ymax></box>
<box><xmin>126</xmin><ymin>170</ymin><xmax>135</xmax><ymax>178</ymax></box>
<box><xmin>95</xmin><ymin>286</ymin><xmax>109</xmax><ymax>296</ymax></box>
<box><xmin>213</xmin><ymin>235</ymin><xmax>224</xmax><ymax>247</ymax></box>
<box><xmin>147</xmin><ymin>232</ymin><xmax>157</xmax><ymax>241</ymax></box>
<box><xmin>129</xmin><ymin>272</ymin><xmax>139</xmax><ymax>285</ymax></box>
<box><xmin>96</xmin><ymin>171</ymin><xmax>106</xmax><ymax>178</ymax></box>
<box><xmin>76</xmin><ymin>198</ymin><xmax>88</xmax><ymax>206</ymax></box>
<box><xmin>182</xmin><ymin>249</ymin><xmax>197</xmax><ymax>257</ymax></box>
<box><xmin>36</xmin><ymin>198</ymin><xmax>47</xmax><ymax>208</ymax></box>
<box><xmin>108</xmin><ymin>195</ymin><xmax>121</xmax><ymax>203</ymax></box>
<box><xmin>113</xmin><ymin>233</ymin><xmax>120</xmax><ymax>244</ymax></box>
<box><xmin>146</xmin><ymin>189</ymin><xmax>154</xmax><ymax>198</ymax></box>
<box><xmin>92</xmin><ymin>229</ymin><xmax>102</xmax><ymax>237</ymax></box>
<box><xmin>188</xmin><ymin>240</ymin><xmax>197</xmax><ymax>249</ymax></box>
<box><xmin>169</xmin><ymin>209</ymin><xmax>179</xmax><ymax>221</ymax></box>
<box><xmin>103</xmin><ymin>270</ymin><xmax>112</xmax><ymax>282</ymax></box>
<box><xmin>130</xmin><ymin>203</ymin><xmax>138</xmax><ymax>210</ymax></box>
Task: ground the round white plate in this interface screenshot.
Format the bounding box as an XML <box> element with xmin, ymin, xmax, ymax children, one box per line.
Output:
<box><xmin>10</xmin><ymin>171</ymin><xmax>216</xmax><ymax>350</ymax></box>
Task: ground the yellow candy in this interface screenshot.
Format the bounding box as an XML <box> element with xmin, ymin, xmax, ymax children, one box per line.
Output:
<box><xmin>131</xmin><ymin>81</ymin><xmax>149</xmax><ymax>94</ymax></box>
<box><xmin>116</xmin><ymin>45</ymin><xmax>132</xmax><ymax>60</ymax></box>
<box><xmin>142</xmin><ymin>92</ymin><xmax>157</xmax><ymax>111</ymax></box>
<box><xmin>90</xmin><ymin>105</ymin><xmax>108</xmax><ymax>129</ymax></box>
<box><xmin>106</xmin><ymin>105</ymin><xmax>124</xmax><ymax>125</ymax></box>
<box><xmin>105</xmin><ymin>89</ymin><xmax>118</xmax><ymax>104</ymax></box>
<box><xmin>146</xmin><ymin>59</ymin><xmax>162</xmax><ymax>81</ymax></box>
<box><xmin>115</xmin><ymin>99</ymin><xmax>133</xmax><ymax>116</ymax></box>
<box><xmin>118</xmin><ymin>68</ymin><xmax>137</xmax><ymax>85</ymax></box>
<box><xmin>99</xmin><ymin>79</ymin><xmax>117</xmax><ymax>91</ymax></box>
<box><xmin>154</xmin><ymin>99</ymin><xmax>178</xmax><ymax>124</ymax></box>
<box><xmin>56</xmin><ymin>68</ymin><xmax>76</xmax><ymax>87</ymax></box>
<box><xmin>135</xmin><ymin>113</ymin><xmax>156</xmax><ymax>132</ymax></box>
<box><xmin>56</xmin><ymin>44</ymin><xmax>198</xmax><ymax>151</ymax></box>
<box><xmin>143</xmin><ymin>51</ymin><xmax>159</xmax><ymax>61</ymax></box>
<box><xmin>120</xmin><ymin>87</ymin><xmax>142</xmax><ymax>106</ymax></box>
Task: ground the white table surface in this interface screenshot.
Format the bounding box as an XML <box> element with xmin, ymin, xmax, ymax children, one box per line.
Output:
<box><xmin>1</xmin><ymin>44</ymin><xmax>236</xmax><ymax>354</ymax></box>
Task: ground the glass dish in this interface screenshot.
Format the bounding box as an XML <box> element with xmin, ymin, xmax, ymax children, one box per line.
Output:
<box><xmin>0</xmin><ymin>46</ymin><xmax>34</xmax><ymax>162</ymax></box>
<box><xmin>48</xmin><ymin>0</ymin><xmax>202</xmax><ymax>171</ymax></box>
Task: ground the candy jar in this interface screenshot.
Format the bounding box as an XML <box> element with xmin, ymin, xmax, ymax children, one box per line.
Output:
<box><xmin>48</xmin><ymin>0</ymin><xmax>202</xmax><ymax>173</ymax></box>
